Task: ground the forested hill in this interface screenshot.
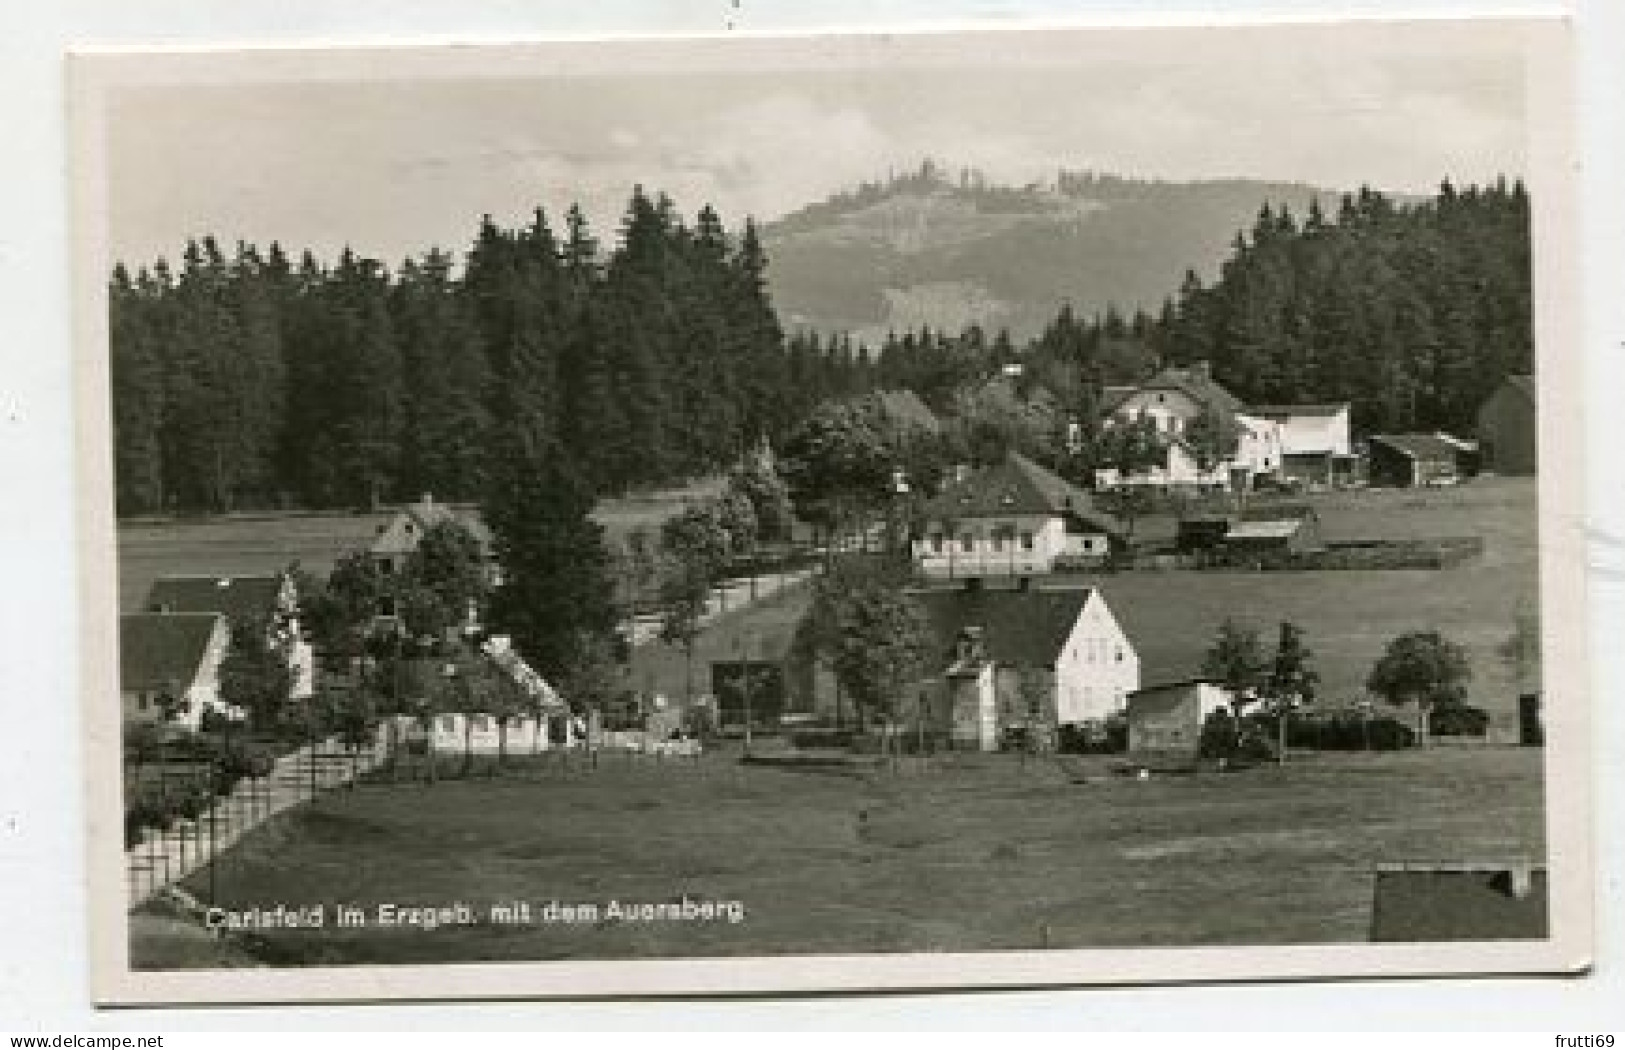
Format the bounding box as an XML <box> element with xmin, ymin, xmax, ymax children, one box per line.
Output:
<box><xmin>108</xmin><ymin>190</ymin><xmax>882</xmax><ymax>517</ymax></box>
<box><xmin>762</xmin><ymin>164</ymin><xmax>1348</xmax><ymax>343</ymax></box>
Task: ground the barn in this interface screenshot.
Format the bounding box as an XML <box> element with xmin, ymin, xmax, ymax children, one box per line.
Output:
<box><xmin>1124</xmin><ymin>679</ymin><xmax>1236</xmax><ymax>767</ymax></box>
<box><xmin>1366</xmin><ymin>434</ymin><xmax>1470</xmax><ymax>488</ymax></box>
<box><xmin>1476</xmin><ymin>375</ymin><xmax>1538</xmax><ymax>475</ymax></box>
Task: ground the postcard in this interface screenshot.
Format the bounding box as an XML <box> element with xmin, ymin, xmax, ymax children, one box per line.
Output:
<box><xmin>69</xmin><ymin>17</ymin><xmax>1589</xmax><ymax>1004</ymax></box>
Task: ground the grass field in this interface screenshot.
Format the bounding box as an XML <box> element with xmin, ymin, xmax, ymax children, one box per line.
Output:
<box><xmin>147</xmin><ymin>745</ymin><xmax>1544</xmax><ymax>967</ymax></box>
<box><xmin>116</xmin><ymin>479</ymin><xmax>726</xmax><ymax>612</ymax></box>
<box><xmin>628</xmin><ymin>478</ymin><xmax>1539</xmax><ymax>728</ymax></box>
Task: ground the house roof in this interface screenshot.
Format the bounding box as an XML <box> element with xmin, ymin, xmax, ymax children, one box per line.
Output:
<box><xmin>863</xmin><ymin>388</ymin><xmax>942</xmax><ymax>435</ymax></box>
<box><xmin>1225</xmin><ymin>520</ymin><xmax>1303</xmax><ymax>541</ymax></box>
<box><xmin>1246</xmin><ymin>404</ymin><xmax>1350</xmax><ymax>418</ymax></box>
<box><xmin>145</xmin><ymin>574</ymin><xmax>287</xmax><ymax>626</ymax></box>
<box><xmin>922</xmin><ymin>452</ymin><xmax>1123</xmax><ymax>535</ymax></box>
<box><xmin>1369</xmin><ymin>434</ymin><xmax>1467</xmax><ymax>461</ymax></box>
<box><xmin>120</xmin><ymin>612</ymin><xmax>224</xmax><ymax>692</ymax></box>
<box><xmin>911</xmin><ymin>586</ymin><xmax>1096</xmax><ymax>669</ymax></box>
<box><xmin>1103</xmin><ymin>364</ymin><xmax>1245</xmax><ymax>418</ymax></box>
<box><xmin>1370</xmin><ymin>864</ymin><xmax>1548</xmax><ymax>941</ymax></box>
<box><xmin>372</xmin><ymin>497</ymin><xmax>494</xmax><ymax>557</ymax></box>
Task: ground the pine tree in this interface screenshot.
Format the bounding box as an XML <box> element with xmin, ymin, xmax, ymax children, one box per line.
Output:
<box><xmin>482</xmin><ymin>438</ymin><xmax>622</xmax><ymax>694</ymax></box>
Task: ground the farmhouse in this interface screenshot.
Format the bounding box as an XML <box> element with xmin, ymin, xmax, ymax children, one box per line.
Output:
<box><xmin>370</xmin><ymin>493</ymin><xmax>500</xmax><ymax>585</ymax></box>
<box><xmin>145</xmin><ymin>572</ymin><xmax>314</xmax><ymax>700</ymax></box>
<box><xmin>1124</xmin><ymin>679</ymin><xmax>1237</xmax><ymax>764</ymax></box>
<box><xmin>119</xmin><ymin>611</ymin><xmax>231</xmax><ymax>731</ymax></box>
<box><xmin>1246</xmin><ymin>403</ymin><xmax>1355</xmax><ymax>486</ymax></box>
<box><xmin>1366</xmin><ymin>434</ymin><xmax>1472</xmax><ymax>488</ymax></box>
<box><xmin>912</xmin><ymin>585</ymin><xmax>1140</xmax><ymax>750</ymax></box>
<box><xmin>1097</xmin><ymin>362</ymin><xmax>1284</xmax><ymax>490</ymax></box>
<box><xmin>913</xmin><ymin>451</ymin><xmax>1123</xmax><ymax>579</ymax></box>
<box><xmin>1476</xmin><ymin>375</ymin><xmax>1537</xmax><ymax>476</ymax></box>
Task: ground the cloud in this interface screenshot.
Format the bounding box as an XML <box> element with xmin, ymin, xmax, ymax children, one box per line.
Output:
<box><xmin>105</xmin><ymin>33</ymin><xmax>1528</xmax><ymax>268</ymax></box>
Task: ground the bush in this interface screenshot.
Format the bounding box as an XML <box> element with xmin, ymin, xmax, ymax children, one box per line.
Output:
<box><xmin>123</xmin><ymin>802</ymin><xmax>169</xmax><ymax>847</ymax></box>
<box><xmin>1199</xmin><ymin>711</ymin><xmax>1241</xmax><ymax>759</ymax></box>
<box><xmin>1057</xmin><ymin>718</ymin><xmax>1126</xmax><ymax>754</ymax></box>
<box><xmin>1366</xmin><ymin>717</ymin><xmax>1418</xmax><ymax>750</ymax></box>
<box><xmin>1429</xmin><ymin>703</ymin><xmax>1490</xmax><ymax>737</ymax></box>
<box><xmin>790</xmin><ymin>727</ymin><xmax>855</xmax><ymax>750</ymax></box>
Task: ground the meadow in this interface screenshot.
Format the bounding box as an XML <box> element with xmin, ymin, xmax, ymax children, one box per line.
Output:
<box><xmin>116</xmin><ymin>479</ymin><xmax>725</xmax><ymax>612</ymax></box>
<box><xmin>140</xmin><ymin>745</ymin><xmax>1544</xmax><ymax>967</ymax></box>
<box><xmin>117</xmin><ymin>478</ymin><xmax>1538</xmax><ymax>724</ymax></box>
<box><xmin>631</xmin><ymin>478</ymin><xmax>1540</xmax><ymax>729</ymax></box>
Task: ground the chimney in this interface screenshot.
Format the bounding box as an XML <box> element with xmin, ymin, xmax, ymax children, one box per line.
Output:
<box><xmin>421</xmin><ymin>492</ymin><xmax>434</xmax><ymax>507</ymax></box>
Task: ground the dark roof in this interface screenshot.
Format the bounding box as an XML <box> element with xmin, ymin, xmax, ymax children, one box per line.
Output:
<box><xmin>911</xmin><ymin>586</ymin><xmax>1094</xmax><ymax>668</ymax></box>
<box><xmin>1368</xmin><ymin>434</ymin><xmax>1467</xmax><ymax>461</ymax></box>
<box><xmin>922</xmin><ymin>452</ymin><xmax>1122</xmax><ymax>535</ymax></box>
<box><xmin>145</xmin><ymin>574</ymin><xmax>286</xmax><ymax>625</ymax></box>
<box><xmin>120</xmin><ymin>613</ymin><xmax>224</xmax><ymax>692</ymax></box>
<box><xmin>1103</xmin><ymin>365</ymin><xmax>1244</xmax><ymax>418</ymax></box>
<box><xmin>1246</xmin><ymin>404</ymin><xmax>1350</xmax><ymax>418</ymax></box>
<box><xmin>1370</xmin><ymin>865</ymin><xmax>1548</xmax><ymax>941</ymax></box>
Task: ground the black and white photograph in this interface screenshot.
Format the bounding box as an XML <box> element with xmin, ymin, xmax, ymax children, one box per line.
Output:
<box><xmin>69</xmin><ymin>18</ymin><xmax>1590</xmax><ymax>1003</ymax></box>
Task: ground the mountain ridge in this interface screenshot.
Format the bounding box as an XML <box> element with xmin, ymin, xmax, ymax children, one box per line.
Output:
<box><xmin>761</xmin><ymin>166</ymin><xmax>1359</xmax><ymax>342</ymax></box>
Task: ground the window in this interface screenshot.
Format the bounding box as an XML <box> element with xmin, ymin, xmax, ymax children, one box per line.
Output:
<box><xmin>439</xmin><ymin>715</ymin><xmax>457</xmax><ymax>731</ymax></box>
<box><xmin>473</xmin><ymin>715</ymin><xmax>491</xmax><ymax>732</ymax></box>
<box><xmin>930</xmin><ymin>534</ymin><xmax>944</xmax><ymax>553</ymax></box>
<box><xmin>1020</xmin><ymin>532</ymin><xmax>1035</xmax><ymax>551</ymax></box>
<box><xmin>137</xmin><ymin>694</ymin><xmax>149</xmax><ymax>711</ymax></box>
<box><xmin>378</xmin><ymin>557</ymin><xmax>394</xmax><ymax>575</ymax></box>
<box><xmin>960</xmin><ymin>533</ymin><xmax>974</xmax><ymax>553</ymax></box>
<box><xmin>1115</xmin><ymin>648</ymin><xmax>1124</xmax><ymax>663</ymax></box>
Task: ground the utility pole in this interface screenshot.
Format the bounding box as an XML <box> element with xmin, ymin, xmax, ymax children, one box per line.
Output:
<box><xmin>740</xmin><ymin>633</ymin><xmax>754</xmax><ymax>758</ymax></box>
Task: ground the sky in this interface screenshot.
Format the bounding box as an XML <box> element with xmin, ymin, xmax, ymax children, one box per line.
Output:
<box><xmin>103</xmin><ymin>22</ymin><xmax>1532</xmax><ymax>268</ymax></box>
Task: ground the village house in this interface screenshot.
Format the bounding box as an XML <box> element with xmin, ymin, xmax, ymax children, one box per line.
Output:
<box><xmin>913</xmin><ymin>451</ymin><xmax>1124</xmax><ymax>579</ymax></box>
<box><xmin>369</xmin><ymin>493</ymin><xmax>501</xmax><ymax>587</ymax></box>
<box><xmin>911</xmin><ymin>585</ymin><xmax>1140</xmax><ymax>751</ymax></box>
<box><xmin>119</xmin><ymin>611</ymin><xmax>232</xmax><ymax>731</ymax></box>
<box><xmin>1366</xmin><ymin>434</ymin><xmax>1474</xmax><ymax>488</ymax></box>
<box><xmin>1476</xmin><ymin>374</ymin><xmax>1537</xmax><ymax>476</ymax></box>
<box><xmin>1124</xmin><ymin>679</ymin><xmax>1238</xmax><ymax>764</ymax></box>
<box><xmin>1096</xmin><ymin>362</ymin><xmax>1284</xmax><ymax>490</ymax></box>
<box><xmin>145</xmin><ymin>572</ymin><xmax>316</xmax><ymax>701</ymax></box>
<box><xmin>1245</xmin><ymin>403</ymin><xmax>1356</xmax><ymax>486</ymax></box>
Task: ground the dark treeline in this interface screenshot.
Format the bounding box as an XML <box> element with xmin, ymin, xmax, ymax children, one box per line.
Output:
<box><xmin>1029</xmin><ymin>179</ymin><xmax>1534</xmax><ymax>435</ymax></box>
<box><xmin>111</xmin><ymin>178</ymin><xmax>1530</xmax><ymax>515</ymax></box>
<box><xmin>865</xmin><ymin>179</ymin><xmax>1532</xmax><ymax>439</ymax></box>
<box><xmin>110</xmin><ymin>189</ymin><xmax>882</xmax><ymax>516</ymax></box>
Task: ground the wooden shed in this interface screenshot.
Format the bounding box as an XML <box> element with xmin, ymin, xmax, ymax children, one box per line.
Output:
<box><xmin>1124</xmin><ymin>680</ymin><xmax>1235</xmax><ymax>768</ymax></box>
<box><xmin>1366</xmin><ymin>434</ymin><xmax>1468</xmax><ymax>488</ymax></box>
<box><xmin>1476</xmin><ymin>375</ymin><xmax>1538</xmax><ymax>475</ymax></box>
